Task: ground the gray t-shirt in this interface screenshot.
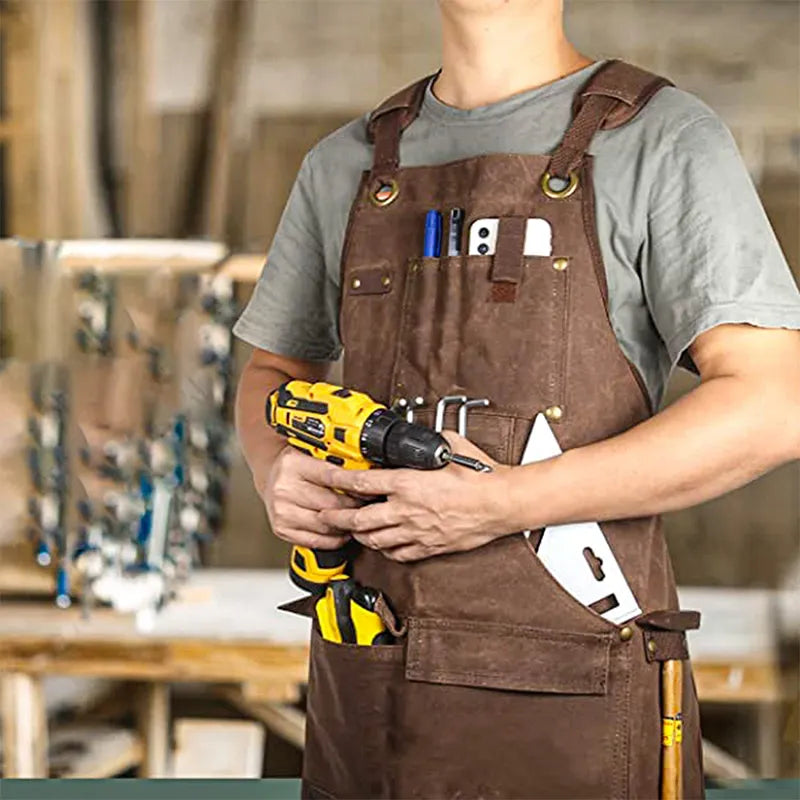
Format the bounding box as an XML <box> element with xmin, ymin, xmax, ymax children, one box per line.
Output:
<box><xmin>234</xmin><ymin>61</ymin><xmax>800</xmax><ymax>408</ymax></box>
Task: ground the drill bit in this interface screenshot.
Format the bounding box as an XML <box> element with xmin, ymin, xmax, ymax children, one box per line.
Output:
<box><xmin>443</xmin><ymin>452</ymin><xmax>493</xmax><ymax>473</ymax></box>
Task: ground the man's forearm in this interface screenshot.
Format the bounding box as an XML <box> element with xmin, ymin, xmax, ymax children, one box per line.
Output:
<box><xmin>234</xmin><ymin>351</ymin><xmax>330</xmax><ymax>493</ymax></box>
<box><xmin>505</xmin><ymin>373</ymin><xmax>800</xmax><ymax>532</ymax></box>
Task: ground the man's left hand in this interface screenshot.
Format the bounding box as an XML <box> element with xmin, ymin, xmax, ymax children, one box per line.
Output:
<box><xmin>317</xmin><ymin>433</ymin><xmax>513</xmax><ymax>563</ymax></box>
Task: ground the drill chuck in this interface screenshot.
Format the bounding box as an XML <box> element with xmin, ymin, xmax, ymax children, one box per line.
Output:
<box><xmin>360</xmin><ymin>410</ymin><xmax>450</xmax><ymax>470</ymax></box>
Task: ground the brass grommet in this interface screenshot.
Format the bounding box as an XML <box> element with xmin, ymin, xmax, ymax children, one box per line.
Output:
<box><xmin>541</xmin><ymin>170</ymin><xmax>579</xmax><ymax>200</ymax></box>
<box><xmin>351</xmin><ymin>278</ymin><xmax>362</xmax><ymax>289</ymax></box>
<box><xmin>619</xmin><ymin>626</ymin><xmax>633</xmax><ymax>642</ymax></box>
<box><xmin>370</xmin><ymin>179</ymin><xmax>400</xmax><ymax>208</ymax></box>
<box><xmin>553</xmin><ymin>257</ymin><xmax>569</xmax><ymax>271</ymax></box>
<box><xmin>647</xmin><ymin>639</ymin><xmax>657</xmax><ymax>654</ymax></box>
<box><xmin>544</xmin><ymin>405</ymin><xmax>563</xmax><ymax>422</ymax></box>
<box><xmin>381</xmin><ymin>275</ymin><xmax>391</xmax><ymax>287</ymax></box>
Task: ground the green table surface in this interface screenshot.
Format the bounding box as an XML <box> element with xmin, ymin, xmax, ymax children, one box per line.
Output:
<box><xmin>0</xmin><ymin>779</ymin><xmax>798</xmax><ymax>799</ymax></box>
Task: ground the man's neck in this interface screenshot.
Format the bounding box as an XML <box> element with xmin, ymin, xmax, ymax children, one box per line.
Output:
<box><xmin>434</xmin><ymin>1</ymin><xmax>592</xmax><ymax>109</ymax></box>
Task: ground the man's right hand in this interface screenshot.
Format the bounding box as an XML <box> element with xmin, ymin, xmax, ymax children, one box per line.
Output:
<box><xmin>260</xmin><ymin>446</ymin><xmax>361</xmax><ymax>550</ymax></box>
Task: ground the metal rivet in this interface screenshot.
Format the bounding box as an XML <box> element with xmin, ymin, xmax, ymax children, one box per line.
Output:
<box><xmin>351</xmin><ymin>278</ymin><xmax>361</xmax><ymax>289</ymax></box>
<box><xmin>647</xmin><ymin>639</ymin><xmax>657</xmax><ymax>654</ymax></box>
<box><xmin>541</xmin><ymin>170</ymin><xmax>579</xmax><ymax>200</ymax></box>
<box><xmin>381</xmin><ymin>275</ymin><xmax>391</xmax><ymax>287</ymax></box>
<box><xmin>544</xmin><ymin>405</ymin><xmax>563</xmax><ymax>421</ymax></box>
<box><xmin>370</xmin><ymin>179</ymin><xmax>400</xmax><ymax>208</ymax></box>
<box><xmin>620</xmin><ymin>626</ymin><xmax>633</xmax><ymax>642</ymax></box>
<box><xmin>553</xmin><ymin>257</ymin><xmax>569</xmax><ymax>271</ymax></box>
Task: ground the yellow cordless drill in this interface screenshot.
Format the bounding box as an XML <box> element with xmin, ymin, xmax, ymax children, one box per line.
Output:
<box><xmin>267</xmin><ymin>379</ymin><xmax>490</xmax><ymax>593</ymax></box>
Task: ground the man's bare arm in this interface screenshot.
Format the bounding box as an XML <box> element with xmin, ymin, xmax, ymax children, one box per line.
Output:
<box><xmin>236</xmin><ymin>348</ymin><xmax>359</xmax><ymax>551</ymax></box>
<box><xmin>503</xmin><ymin>324</ymin><xmax>800</xmax><ymax>529</ymax></box>
<box><xmin>235</xmin><ymin>348</ymin><xmax>328</xmax><ymax>493</ymax></box>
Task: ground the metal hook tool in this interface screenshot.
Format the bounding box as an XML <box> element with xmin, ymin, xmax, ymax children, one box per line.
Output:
<box><xmin>434</xmin><ymin>395</ymin><xmax>467</xmax><ymax>432</ymax></box>
<box><xmin>458</xmin><ymin>398</ymin><xmax>490</xmax><ymax>437</ymax></box>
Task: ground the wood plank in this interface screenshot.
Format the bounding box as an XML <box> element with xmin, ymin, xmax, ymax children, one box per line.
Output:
<box><xmin>692</xmin><ymin>662</ymin><xmax>781</xmax><ymax>704</ymax></box>
<box><xmin>49</xmin><ymin>724</ymin><xmax>142</xmax><ymax>778</ymax></box>
<box><xmin>0</xmin><ymin>635</ymin><xmax>308</xmax><ymax>684</ymax></box>
<box><xmin>1</xmin><ymin>672</ymin><xmax>48</xmax><ymax>777</ymax></box>
<box><xmin>172</xmin><ymin>718</ymin><xmax>265</xmax><ymax>778</ymax></box>
<box><xmin>138</xmin><ymin>682</ymin><xmax>169</xmax><ymax>778</ymax></box>
<box><xmin>219</xmin><ymin>253</ymin><xmax>264</xmax><ymax>284</ymax></box>
<box><xmin>701</xmin><ymin>737</ymin><xmax>756</xmax><ymax>781</ymax></box>
<box><xmin>56</xmin><ymin>239</ymin><xmax>227</xmax><ymax>272</ymax></box>
<box><xmin>221</xmin><ymin>688</ymin><xmax>305</xmax><ymax>751</ymax></box>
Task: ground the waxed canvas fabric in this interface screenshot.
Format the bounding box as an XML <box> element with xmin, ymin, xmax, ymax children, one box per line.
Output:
<box><xmin>301</xmin><ymin>62</ymin><xmax>704</xmax><ymax>799</ymax></box>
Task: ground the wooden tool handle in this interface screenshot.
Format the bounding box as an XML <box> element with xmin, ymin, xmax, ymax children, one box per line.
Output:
<box><xmin>661</xmin><ymin>659</ymin><xmax>683</xmax><ymax>800</ymax></box>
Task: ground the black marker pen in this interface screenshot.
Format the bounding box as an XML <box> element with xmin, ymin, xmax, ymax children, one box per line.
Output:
<box><xmin>447</xmin><ymin>208</ymin><xmax>464</xmax><ymax>256</ymax></box>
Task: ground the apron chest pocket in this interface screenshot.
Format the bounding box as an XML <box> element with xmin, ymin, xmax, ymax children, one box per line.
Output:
<box><xmin>406</xmin><ymin>616</ymin><xmax>612</xmax><ymax>695</ymax></box>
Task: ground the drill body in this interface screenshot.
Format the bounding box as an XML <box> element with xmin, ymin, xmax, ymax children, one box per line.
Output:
<box><xmin>267</xmin><ymin>380</ymin><xmax>452</xmax><ymax>593</ymax></box>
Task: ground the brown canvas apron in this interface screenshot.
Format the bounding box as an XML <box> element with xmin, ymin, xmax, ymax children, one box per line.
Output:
<box><xmin>301</xmin><ymin>60</ymin><xmax>704</xmax><ymax>799</ymax></box>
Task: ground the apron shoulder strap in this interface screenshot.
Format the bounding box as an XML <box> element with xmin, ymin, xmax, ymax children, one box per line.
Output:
<box><xmin>367</xmin><ymin>74</ymin><xmax>435</xmax><ymax>178</ymax></box>
<box><xmin>548</xmin><ymin>60</ymin><xmax>673</xmax><ymax>179</ymax></box>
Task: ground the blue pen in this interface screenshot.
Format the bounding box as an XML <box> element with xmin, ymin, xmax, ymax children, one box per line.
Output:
<box><xmin>423</xmin><ymin>210</ymin><xmax>442</xmax><ymax>258</ymax></box>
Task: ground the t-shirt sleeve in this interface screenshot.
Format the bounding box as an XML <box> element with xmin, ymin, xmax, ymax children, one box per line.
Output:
<box><xmin>642</xmin><ymin>113</ymin><xmax>800</xmax><ymax>372</ymax></box>
<box><xmin>232</xmin><ymin>151</ymin><xmax>342</xmax><ymax>361</ymax></box>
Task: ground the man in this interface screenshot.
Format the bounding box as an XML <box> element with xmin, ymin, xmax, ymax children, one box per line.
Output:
<box><xmin>235</xmin><ymin>1</ymin><xmax>800</xmax><ymax>797</ymax></box>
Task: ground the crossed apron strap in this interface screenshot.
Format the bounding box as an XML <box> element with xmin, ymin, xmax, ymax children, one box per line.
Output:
<box><xmin>369</xmin><ymin>61</ymin><xmax>671</xmax><ymax>183</ymax></box>
<box><xmin>367</xmin><ymin>74</ymin><xmax>436</xmax><ymax>180</ymax></box>
<box><xmin>547</xmin><ymin>60</ymin><xmax>673</xmax><ymax>179</ymax></box>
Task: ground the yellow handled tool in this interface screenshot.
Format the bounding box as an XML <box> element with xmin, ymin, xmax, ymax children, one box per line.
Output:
<box><xmin>315</xmin><ymin>575</ymin><xmax>393</xmax><ymax>646</ymax></box>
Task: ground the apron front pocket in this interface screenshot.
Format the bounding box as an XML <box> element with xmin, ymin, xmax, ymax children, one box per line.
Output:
<box><xmin>392</xmin><ymin>616</ymin><xmax>625</xmax><ymax>799</ymax></box>
<box><xmin>393</xmin><ymin>255</ymin><xmax>569</xmax><ymax>418</ymax></box>
<box><xmin>406</xmin><ymin>616</ymin><xmax>611</xmax><ymax>694</ymax></box>
<box><xmin>303</xmin><ymin>628</ymin><xmax>404</xmax><ymax>798</ymax></box>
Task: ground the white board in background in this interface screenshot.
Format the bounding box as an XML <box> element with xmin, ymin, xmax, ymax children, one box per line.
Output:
<box><xmin>677</xmin><ymin>586</ymin><xmax>780</xmax><ymax>663</ymax></box>
<box><xmin>144</xmin><ymin>569</ymin><xmax>311</xmax><ymax>644</ymax></box>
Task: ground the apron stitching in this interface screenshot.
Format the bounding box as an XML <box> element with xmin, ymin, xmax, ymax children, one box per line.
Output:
<box><xmin>389</xmin><ymin>256</ymin><xmax>420</xmax><ymax>401</ymax></box>
<box><xmin>582</xmin><ymin>157</ymin><xmax>654</xmax><ymax>415</ymax></box>
<box><xmin>558</xmin><ymin>257</ymin><xmax>571</xmax><ymax>411</ymax></box>
<box><xmin>338</xmin><ymin>172</ymin><xmax>371</xmax><ymax>348</ymax></box>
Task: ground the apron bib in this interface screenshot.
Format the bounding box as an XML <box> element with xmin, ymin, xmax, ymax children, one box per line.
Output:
<box><xmin>302</xmin><ymin>60</ymin><xmax>704</xmax><ymax>800</ymax></box>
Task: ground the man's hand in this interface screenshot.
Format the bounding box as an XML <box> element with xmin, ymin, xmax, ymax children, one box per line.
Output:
<box><xmin>262</xmin><ymin>447</ymin><xmax>360</xmax><ymax>551</ymax></box>
<box><xmin>318</xmin><ymin>434</ymin><xmax>512</xmax><ymax>563</ymax></box>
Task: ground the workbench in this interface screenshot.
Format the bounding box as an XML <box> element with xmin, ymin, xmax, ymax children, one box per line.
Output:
<box><xmin>0</xmin><ymin>577</ymin><xmax>792</xmax><ymax>779</ymax></box>
<box><xmin>0</xmin><ymin>570</ymin><xmax>311</xmax><ymax>778</ymax></box>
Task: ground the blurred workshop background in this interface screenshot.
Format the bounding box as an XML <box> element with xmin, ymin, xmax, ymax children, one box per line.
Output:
<box><xmin>0</xmin><ymin>0</ymin><xmax>797</xmax><ymax>787</ymax></box>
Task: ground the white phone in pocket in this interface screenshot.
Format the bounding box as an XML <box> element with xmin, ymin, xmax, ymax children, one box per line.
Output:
<box><xmin>468</xmin><ymin>218</ymin><xmax>553</xmax><ymax>257</ymax></box>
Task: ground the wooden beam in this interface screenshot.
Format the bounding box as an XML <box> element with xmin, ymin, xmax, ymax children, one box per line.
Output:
<box><xmin>2</xmin><ymin>1</ymin><xmax>42</xmax><ymax>236</ymax></box>
<box><xmin>701</xmin><ymin>737</ymin><xmax>756</xmax><ymax>782</ymax></box>
<box><xmin>221</xmin><ymin>687</ymin><xmax>305</xmax><ymax>751</ymax></box>
<box><xmin>202</xmin><ymin>0</ymin><xmax>251</xmax><ymax>243</ymax></box>
<box><xmin>219</xmin><ymin>253</ymin><xmax>264</xmax><ymax>284</ymax></box>
<box><xmin>0</xmin><ymin>629</ymin><xmax>308</xmax><ymax>686</ymax></box>
<box><xmin>1</xmin><ymin>672</ymin><xmax>48</xmax><ymax>778</ymax></box>
<box><xmin>125</xmin><ymin>0</ymin><xmax>162</xmax><ymax>236</ymax></box>
<box><xmin>138</xmin><ymin>682</ymin><xmax>170</xmax><ymax>778</ymax></box>
<box><xmin>49</xmin><ymin>724</ymin><xmax>143</xmax><ymax>778</ymax></box>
